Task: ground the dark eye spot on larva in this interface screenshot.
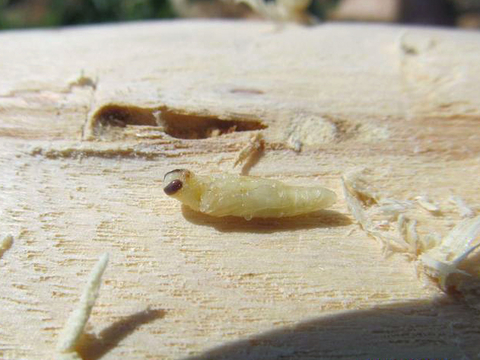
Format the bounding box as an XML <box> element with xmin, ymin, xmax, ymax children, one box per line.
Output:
<box><xmin>164</xmin><ymin>180</ymin><xmax>183</xmax><ymax>195</ymax></box>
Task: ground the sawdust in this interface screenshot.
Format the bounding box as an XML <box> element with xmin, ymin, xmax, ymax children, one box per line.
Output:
<box><xmin>342</xmin><ymin>169</ymin><xmax>480</xmax><ymax>291</ymax></box>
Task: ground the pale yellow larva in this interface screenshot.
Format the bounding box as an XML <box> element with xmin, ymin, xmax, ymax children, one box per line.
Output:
<box><xmin>163</xmin><ymin>169</ymin><xmax>336</xmax><ymax>220</ymax></box>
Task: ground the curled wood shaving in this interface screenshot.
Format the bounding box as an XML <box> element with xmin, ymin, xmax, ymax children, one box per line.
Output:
<box><xmin>233</xmin><ymin>132</ymin><xmax>265</xmax><ymax>169</ymax></box>
<box><xmin>415</xmin><ymin>195</ymin><xmax>440</xmax><ymax>213</ymax></box>
<box><xmin>420</xmin><ymin>215</ymin><xmax>480</xmax><ymax>288</ymax></box>
<box><xmin>397</xmin><ymin>215</ymin><xmax>418</xmax><ymax>257</ymax></box>
<box><xmin>374</xmin><ymin>198</ymin><xmax>413</xmax><ymax>221</ymax></box>
<box><xmin>342</xmin><ymin>176</ymin><xmax>404</xmax><ymax>255</ymax></box>
<box><xmin>341</xmin><ymin>176</ymin><xmax>371</xmax><ymax>231</ymax></box>
<box><xmin>56</xmin><ymin>253</ymin><xmax>109</xmax><ymax>358</ymax></box>
<box><xmin>342</xmin><ymin>170</ymin><xmax>480</xmax><ymax>291</ymax></box>
<box><xmin>449</xmin><ymin>195</ymin><xmax>476</xmax><ymax>219</ymax></box>
<box><xmin>342</xmin><ymin>168</ymin><xmax>380</xmax><ymax>206</ymax></box>
<box><xmin>396</xmin><ymin>215</ymin><xmax>436</xmax><ymax>259</ymax></box>
<box><xmin>287</xmin><ymin>137</ymin><xmax>303</xmax><ymax>153</ymax></box>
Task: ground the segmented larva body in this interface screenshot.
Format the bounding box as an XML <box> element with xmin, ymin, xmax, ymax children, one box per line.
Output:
<box><xmin>163</xmin><ymin>169</ymin><xmax>336</xmax><ymax>220</ymax></box>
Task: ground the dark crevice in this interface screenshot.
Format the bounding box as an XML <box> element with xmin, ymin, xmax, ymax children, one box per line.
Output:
<box><xmin>92</xmin><ymin>104</ymin><xmax>267</xmax><ymax>140</ymax></box>
<box><xmin>95</xmin><ymin>105</ymin><xmax>158</xmax><ymax>128</ymax></box>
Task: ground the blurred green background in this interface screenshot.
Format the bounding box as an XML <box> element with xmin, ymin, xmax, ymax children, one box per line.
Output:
<box><xmin>0</xmin><ymin>0</ymin><xmax>479</xmax><ymax>30</ymax></box>
<box><xmin>0</xmin><ymin>0</ymin><xmax>175</xmax><ymax>29</ymax></box>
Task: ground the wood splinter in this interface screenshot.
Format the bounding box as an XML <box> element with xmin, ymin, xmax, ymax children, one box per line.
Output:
<box><xmin>56</xmin><ymin>253</ymin><xmax>109</xmax><ymax>360</ymax></box>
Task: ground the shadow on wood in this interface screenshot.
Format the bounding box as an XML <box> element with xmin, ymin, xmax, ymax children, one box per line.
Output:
<box><xmin>77</xmin><ymin>308</ymin><xmax>166</xmax><ymax>360</ymax></box>
<box><xmin>183</xmin><ymin>296</ymin><xmax>480</xmax><ymax>359</ymax></box>
<box><xmin>181</xmin><ymin>205</ymin><xmax>351</xmax><ymax>233</ymax></box>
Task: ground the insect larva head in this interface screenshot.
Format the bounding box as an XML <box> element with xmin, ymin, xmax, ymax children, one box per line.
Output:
<box><xmin>163</xmin><ymin>169</ymin><xmax>192</xmax><ymax>196</ymax></box>
<box><xmin>163</xmin><ymin>169</ymin><xmax>203</xmax><ymax>211</ymax></box>
<box><xmin>163</xmin><ymin>169</ymin><xmax>189</xmax><ymax>195</ymax></box>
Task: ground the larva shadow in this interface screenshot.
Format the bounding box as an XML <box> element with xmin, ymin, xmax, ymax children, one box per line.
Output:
<box><xmin>181</xmin><ymin>205</ymin><xmax>351</xmax><ymax>233</ymax></box>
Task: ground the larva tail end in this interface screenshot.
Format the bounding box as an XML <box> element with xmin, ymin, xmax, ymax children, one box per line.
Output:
<box><xmin>323</xmin><ymin>188</ymin><xmax>337</xmax><ymax>208</ymax></box>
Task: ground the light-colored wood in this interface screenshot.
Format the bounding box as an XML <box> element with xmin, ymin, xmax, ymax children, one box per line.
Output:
<box><xmin>1</xmin><ymin>20</ymin><xmax>480</xmax><ymax>360</ymax></box>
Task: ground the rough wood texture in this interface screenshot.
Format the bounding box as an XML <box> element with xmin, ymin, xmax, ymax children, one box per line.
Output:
<box><xmin>1</xmin><ymin>20</ymin><xmax>480</xmax><ymax>359</ymax></box>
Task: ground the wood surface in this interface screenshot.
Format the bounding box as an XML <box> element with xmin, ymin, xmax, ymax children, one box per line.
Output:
<box><xmin>1</xmin><ymin>20</ymin><xmax>480</xmax><ymax>359</ymax></box>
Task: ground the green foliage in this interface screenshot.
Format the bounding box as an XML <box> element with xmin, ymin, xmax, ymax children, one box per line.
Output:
<box><xmin>0</xmin><ymin>0</ymin><xmax>176</xmax><ymax>29</ymax></box>
<box><xmin>308</xmin><ymin>0</ymin><xmax>340</xmax><ymax>20</ymax></box>
<box><xmin>0</xmin><ymin>0</ymin><xmax>347</xmax><ymax>29</ymax></box>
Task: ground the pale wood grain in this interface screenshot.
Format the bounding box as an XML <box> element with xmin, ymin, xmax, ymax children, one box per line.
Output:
<box><xmin>1</xmin><ymin>20</ymin><xmax>480</xmax><ymax>360</ymax></box>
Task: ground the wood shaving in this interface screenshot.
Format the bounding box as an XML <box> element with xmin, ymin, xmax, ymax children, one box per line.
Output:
<box><xmin>415</xmin><ymin>195</ymin><xmax>441</xmax><ymax>213</ymax></box>
<box><xmin>233</xmin><ymin>132</ymin><xmax>265</xmax><ymax>170</ymax></box>
<box><xmin>449</xmin><ymin>195</ymin><xmax>476</xmax><ymax>218</ymax></box>
<box><xmin>287</xmin><ymin>137</ymin><xmax>303</xmax><ymax>153</ymax></box>
<box><xmin>342</xmin><ymin>176</ymin><xmax>403</xmax><ymax>255</ymax></box>
<box><xmin>56</xmin><ymin>253</ymin><xmax>109</xmax><ymax>358</ymax></box>
<box><xmin>345</xmin><ymin>228</ymin><xmax>355</xmax><ymax>237</ymax></box>
<box><xmin>341</xmin><ymin>176</ymin><xmax>371</xmax><ymax>231</ymax></box>
<box><xmin>374</xmin><ymin>198</ymin><xmax>414</xmax><ymax>221</ymax></box>
<box><xmin>397</xmin><ymin>215</ymin><xmax>421</xmax><ymax>257</ymax></box>
<box><xmin>342</xmin><ymin>170</ymin><xmax>480</xmax><ymax>291</ymax></box>
<box><xmin>0</xmin><ymin>234</ymin><xmax>13</xmax><ymax>258</ymax></box>
<box><xmin>420</xmin><ymin>215</ymin><xmax>480</xmax><ymax>288</ymax></box>
<box><xmin>342</xmin><ymin>168</ymin><xmax>380</xmax><ymax>206</ymax></box>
